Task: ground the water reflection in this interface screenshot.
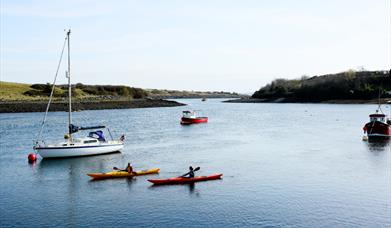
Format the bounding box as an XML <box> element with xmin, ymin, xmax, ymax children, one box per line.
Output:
<box><xmin>36</xmin><ymin>153</ymin><xmax>123</xmax><ymax>172</ymax></box>
<box><xmin>188</xmin><ymin>183</ymin><xmax>201</xmax><ymax>197</ymax></box>
<box><xmin>189</xmin><ymin>183</ymin><xmax>195</xmax><ymax>192</ymax></box>
<box><xmin>366</xmin><ymin>139</ymin><xmax>390</xmax><ymax>153</ymax></box>
<box><xmin>148</xmin><ymin>183</ymin><xmax>201</xmax><ymax>196</ymax></box>
<box><xmin>67</xmin><ymin>163</ymin><xmax>77</xmax><ymax>227</ymax></box>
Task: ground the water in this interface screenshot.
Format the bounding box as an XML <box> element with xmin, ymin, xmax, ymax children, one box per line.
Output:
<box><xmin>0</xmin><ymin>99</ymin><xmax>390</xmax><ymax>227</ymax></box>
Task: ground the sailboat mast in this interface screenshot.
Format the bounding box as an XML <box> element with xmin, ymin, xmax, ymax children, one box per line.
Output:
<box><xmin>67</xmin><ymin>29</ymin><xmax>72</xmax><ymax>140</ymax></box>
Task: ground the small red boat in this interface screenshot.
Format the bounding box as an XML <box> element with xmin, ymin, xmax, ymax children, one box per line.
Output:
<box><xmin>363</xmin><ymin>111</ymin><xmax>391</xmax><ymax>139</ymax></box>
<box><xmin>148</xmin><ymin>174</ymin><xmax>222</xmax><ymax>185</ymax></box>
<box><xmin>180</xmin><ymin>111</ymin><xmax>208</xmax><ymax>125</ymax></box>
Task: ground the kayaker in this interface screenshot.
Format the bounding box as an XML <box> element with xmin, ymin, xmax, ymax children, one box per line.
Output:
<box><xmin>119</xmin><ymin>163</ymin><xmax>133</xmax><ymax>174</ymax></box>
<box><xmin>181</xmin><ymin>166</ymin><xmax>196</xmax><ymax>178</ymax></box>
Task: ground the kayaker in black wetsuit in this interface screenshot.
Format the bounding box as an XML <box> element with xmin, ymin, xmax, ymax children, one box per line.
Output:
<box><xmin>181</xmin><ymin>166</ymin><xmax>195</xmax><ymax>178</ymax></box>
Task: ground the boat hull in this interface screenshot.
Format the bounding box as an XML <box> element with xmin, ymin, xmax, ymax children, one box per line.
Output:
<box><xmin>364</xmin><ymin>121</ymin><xmax>391</xmax><ymax>138</ymax></box>
<box><xmin>87</xmin><ymin>168</ymin><xmax>160</xmax><ymax>180</ymax></box>
<box><xmin>180</xmin><ymin>117</ymin><xmax>208</xmax><ymax>125</ymax></box>
<box><xmin>148</xmin><ymin>174</ymin><xmax>223</xmax><ymax>185</ymax></box>
<box><xmin>36</xmin><ymin>143</ymin><xmax>124</xmax><ymax>158</ymax></box>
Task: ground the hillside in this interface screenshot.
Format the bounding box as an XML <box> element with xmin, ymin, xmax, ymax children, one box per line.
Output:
<box><xmin>0</xmin><ymin>81</ymin><xmax>148</xmax><ymax>101</ymax></box>
<box><xmin>251</xmin><ymin>70</ymin><xmax>391</xmax><ymax>102</ymax></box>
<box><xmin>0</xmin><ymin>81</ymin><xmax>241</xmax><ymax>101</ymax></box>
<box><xmin>0</xmin><ymin>82</ymin><xmax>183</xmax><ymax>112</ymax></box>
<box><xmin>0</xmin><ymin>81</ymin><xmax>37</xmax><ymax>100</ymax></box>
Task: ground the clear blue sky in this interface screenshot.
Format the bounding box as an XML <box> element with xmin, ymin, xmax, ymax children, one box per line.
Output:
<box><xmin>1</xmin><ymin>0</ymin><xmax>390</xmax><ymax>93</ymax></box>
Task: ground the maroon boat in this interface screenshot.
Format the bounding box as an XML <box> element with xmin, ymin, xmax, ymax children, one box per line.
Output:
<box><xmin>363</xmin><ymin>111</ymin><xmax>391</xmax><ymax>139</ymax></box>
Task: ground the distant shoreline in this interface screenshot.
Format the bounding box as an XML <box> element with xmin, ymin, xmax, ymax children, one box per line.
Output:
<box><xmin>0</xmin><ymin>98</ymin><xmax>185</xmax><ymax>113</ymax></box>
<box><xmin>224</xmin><ymin>98</ymin><xmax>391</xmax><ymax>104</ymax></box>
<box><xmin>149</xmin><ymin>95</ymin><xmax>245</xmax><ymax>99</ymax></box>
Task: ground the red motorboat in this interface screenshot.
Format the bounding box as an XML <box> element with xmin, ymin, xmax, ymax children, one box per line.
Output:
<box><xmin>363</xmin><ymin>111</ymin><xmax>391</xmax><ymax>139</ymax></box>
<box><xmin>180</xmin><ymin>111</ymin><xmax>208</xmax><ymax>125</ymax></box>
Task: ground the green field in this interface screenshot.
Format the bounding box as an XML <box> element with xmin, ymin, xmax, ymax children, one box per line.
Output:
<box><xmin>0</xmin><ymin>81</ymin><xmax>38</xmax><ymax>100</ymax></box>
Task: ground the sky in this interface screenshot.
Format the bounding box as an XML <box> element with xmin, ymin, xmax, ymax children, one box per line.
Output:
<box><xmin>1</xmin><ymin>0</ymin><xmax>390</xmax><ymax>93</ymax></box>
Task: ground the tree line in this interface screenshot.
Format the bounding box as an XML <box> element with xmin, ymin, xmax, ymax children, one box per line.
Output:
<box><xmin>252</xmin><ymin>70</ymin><xmax>391</xmax><ymax>101</ymax></box>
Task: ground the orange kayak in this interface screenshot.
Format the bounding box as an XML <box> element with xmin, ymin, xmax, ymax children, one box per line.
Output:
<box><xmin>87</xmin><ymin>168</ymin><xmax>160</xmax><ymax>180</ymax></box>
<box><xmin>148</xmin><ymin>173</ymin><xmax>222</xmax><ymax>185</ymax></box>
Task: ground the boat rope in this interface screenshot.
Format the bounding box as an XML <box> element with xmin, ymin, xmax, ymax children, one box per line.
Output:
<box><xmin>35</xmin><ymin>35</ymin><xmax>68</xmax><ymax>146</ymax></box>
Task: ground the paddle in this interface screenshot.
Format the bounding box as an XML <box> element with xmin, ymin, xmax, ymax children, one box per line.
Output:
<box><xmin>113</xmin><ymin>167</ymin><xmax>128</xmax><ymax>172</ymax></box>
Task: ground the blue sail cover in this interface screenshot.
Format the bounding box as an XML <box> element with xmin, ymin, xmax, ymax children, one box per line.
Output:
<box><xmin>88</xmin><ymin>130</ymin><xmax>106</xmax><ymax>141</ymax></box>
<box><xmin>69</xmin><ymin>124</ymin><xmax>105</xmax><ymax>134</ymax></box>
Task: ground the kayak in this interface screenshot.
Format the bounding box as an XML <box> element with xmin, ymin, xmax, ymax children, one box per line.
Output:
<box><xmin>148</xmin><ymin>173</ymin><xmax>223</xmax><ymax>185</ymax></box>
<box><xmin>87</xmin><ymin>168</ymin><xmax>160</xmax><ymax>180</ymax></box>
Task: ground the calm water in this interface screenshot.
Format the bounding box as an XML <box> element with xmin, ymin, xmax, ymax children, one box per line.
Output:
<box><xmin>0</xmin><ymin>99</ymin><xmax>390</xmax><ymax>227</ymax></box>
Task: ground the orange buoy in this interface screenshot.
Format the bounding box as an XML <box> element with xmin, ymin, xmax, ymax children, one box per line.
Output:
<box><xmin>28</xmin><ymin>153</ymin><xmax>37</xmax><ymax>163</ymax></box>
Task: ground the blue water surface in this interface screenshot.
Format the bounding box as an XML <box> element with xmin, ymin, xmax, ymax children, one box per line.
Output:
<box><xmin>0</xmin><ymin>99</ymin><xmax>390</xmax><ymax>227</ymax></box>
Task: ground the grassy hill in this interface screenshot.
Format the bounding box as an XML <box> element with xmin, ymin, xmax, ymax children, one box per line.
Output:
<box><xmin>0</xmin><ymin>81</ymin><xmax>148</xmax><ymax>101</ymax></box>
<box><xmin>0</xmin><ymin>82</ymin><xmax>186</xmax><ymax>112</ymax></box>
<box><xmin>252</xmin><ymin>70</ymin><xmax>391</xmax><ymax>102</ymax></box>
<box><xmin>0</xmin><ymin>81</ymin><xmax>241</xmax><ymax>101</ymax></box>
<box><xmin>0</xmin><ymin>81</ymin><xmax>35</xmax><ymax>100</ymax></box>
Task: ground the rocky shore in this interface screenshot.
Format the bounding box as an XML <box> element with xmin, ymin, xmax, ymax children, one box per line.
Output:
<box><xmin>0</xmin><ymin>98</ymin><xmax>185</xmax><ymax>113</ymax></box>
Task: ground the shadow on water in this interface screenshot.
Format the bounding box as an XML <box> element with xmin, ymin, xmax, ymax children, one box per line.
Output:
<box><xmin>35</xmin><ymin>153</ymin><xmax>123</xmax><ymax>172</ymax></box>
<box><xmin>126</xmin><ymin>177</ymin><xmax>136</xmax><ymax>190</ymax></box>
<box><xmin>188</xmin><ymin>183</ymin><xmax>201</xmax><ymax>197</ymax></box>
<box><xmin>87</xmin><ymin>175</ymin><xmax>136</xmax><ymax>193</ymax></box>
<box><xmin>365</xmin><ymin>139</ymin><xmax>390</xmax><ymax>153</ymax></box>
<box><xmin>88</xmin><ymin>176</ymin><xmax>134</xmax><ymax>182</ymax></box>
<box><xmin>34</xmin><ymin>156</ymin><xmax>100</xmax><ymax>226</ymax></box>
<box><xmin>148</xmin><ymin>183</ymin><xmax>201</xmax><ymax>196</ymax></box>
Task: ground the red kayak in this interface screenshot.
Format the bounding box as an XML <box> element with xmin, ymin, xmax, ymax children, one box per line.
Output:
<box><xmin>148</xmin><ymin>174</ymin><xmax>223</xmax><ymax>185</ymax></box>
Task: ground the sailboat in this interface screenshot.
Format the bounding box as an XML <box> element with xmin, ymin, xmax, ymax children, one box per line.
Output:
<box><xmin>33</xmin><ymin>30</ymin><xmax>124</xmax><ymax>158</ymax></box>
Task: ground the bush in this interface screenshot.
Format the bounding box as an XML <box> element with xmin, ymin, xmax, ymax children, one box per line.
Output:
<box><xmin>30</xmin><ymin>84</ymin><xmax>48</xmax><ymax>90</ymax></box>
<box><xmin>23</xmin><ymin>90</ymin><xmax>42</xmax><ymax>96</ymax></box>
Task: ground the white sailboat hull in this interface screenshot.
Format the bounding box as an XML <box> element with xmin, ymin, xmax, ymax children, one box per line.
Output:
<box><xmin>36</xmin><ymin>143</ymin><xmax>123</xmax><ymax>158</ymax></box>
